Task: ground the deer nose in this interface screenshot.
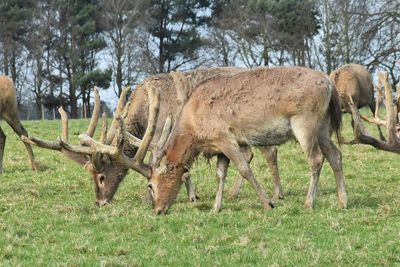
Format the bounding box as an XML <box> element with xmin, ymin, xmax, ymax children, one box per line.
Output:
<box><xmin>154</xmin><ymin>207</ymin><xmax>166</xmax><ymax>215</ymax></box>
<box><xmin>95</xmin><ymin>199</ymin><xmax>110</xmax><ymax>206</ymax></box>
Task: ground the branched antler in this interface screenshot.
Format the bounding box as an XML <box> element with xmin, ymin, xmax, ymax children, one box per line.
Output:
<box><xmin>347</xmin><ymin>71</ymin><xmax>400</xmax><ymax>153</ymax></box>
<box><xmin>106</xmin><ymin>86</ymin><xmax>131</xmax><ymax>145</ymax></box>
<box><xmin>79</xmin><ymin>83</ymin><xmax>162</xmax><ymax>178</ymax></box>
<box><xmin>21</xmin><ymin>87</ymin><xmax>105</xmax><ymax>167</ymax></box>
<box><xmin>152</xmin><ymin>71</ymin><xmax>192</xmax><ymax>163</ymax></box>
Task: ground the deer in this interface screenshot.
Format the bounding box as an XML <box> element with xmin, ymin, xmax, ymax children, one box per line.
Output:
<box><xmin>80</xmin><ymin>66</ymin><xmax>347</xmax><ymax>215</ymax></box>
<box><xmin>0</xmin><ymin>75</ymin><xmax>37</xmax><ymax>174</ymax></box>
<box><xmin>330</xmin><ymin>64</ymin><xmax>386</xmax><ymax>140</ymax></box>
<box><xmin>22</xmin><ymin>67</ymin><xmax>283</xmax><ymax>209</ymax></box>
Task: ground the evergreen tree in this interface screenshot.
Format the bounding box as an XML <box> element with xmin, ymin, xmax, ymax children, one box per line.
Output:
<box><xmin>0</xmin><ymin>0</ymin><xmax>34</xmax><ymax>84</ymax></box>
<box><xmin>145</xmin><ymin>0</ymin><xmax>211</xmax><ymax>73</ymax></box>
<box><xmin>53</xmin><ymin>0</ymin><xmax>111</xmax><ymax>118</ymax></box>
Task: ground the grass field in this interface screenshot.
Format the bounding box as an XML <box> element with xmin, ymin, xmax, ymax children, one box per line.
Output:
<box><xmin>1</xmin><ymin>111</ymin><xmax>400</xmax><ymax>266</ymax></box>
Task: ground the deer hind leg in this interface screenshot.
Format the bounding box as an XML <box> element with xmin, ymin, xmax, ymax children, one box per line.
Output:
<box><xmin>318</xmin><ymin>125</ymin><xmax>347</xmax><ymax>208</ymax></box>
<box><xmin>213</xmin><ymin>154</ymin><xmax>229</xmax><ymax>212</ymax></box>
<box><xmin>229</xmin><ymin>146</ymin><xmax>253</xmax><ymax>199</ymax></box>
<box><xmin>0</xmin><ymin>126</ymin><xmax>6</xmax><ymax>174</ymax></box>
<box><xmin>258</xmin><ymin>146</ymin><xmax>284</xmax><ymax>200</ymax></box>
<box><xmin>291</xmin><ymin>116</ymin><xmax>324</xmax><ymax>209</ymax></box>
<box><xmin>218</xmin><ymin>140</ymin><xmax>274</xmax><ymax>211</ymax></box>
<box><xmin>4</xmin><ymin>116</ymin><xmax>37</xmax><ymax>170</ymax></box>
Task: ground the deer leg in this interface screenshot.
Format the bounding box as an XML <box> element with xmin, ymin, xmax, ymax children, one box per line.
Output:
<box><xmin>258</xmin><ymin>146</ymin><xmax>284</xmax><ymax>200</ymax></box>
<box><xmin>291</xmin><ymin>117</ymin><xmax>324</xmax><ymax>209</ymax></box>
<box><xmin>0</xmin><ymin>126</ymin><xmax>6</xmax><ymax>174</ymax></box>
<box><xmin>213</xmin><ymin>154</ymin><xmax>229</xmax><ymax>212</ymax></box>
<box><xmin>318</xmin><ymin>129</ymin><xmax>347</xmax><ymax>209</ymax></box>
<box><xmin>4</xmin><ymin>116</ymin><xmax>37</xmax><ymax>170</ymax></box>
<box><xmin>184</xmin><ymin>174</ymin><xmax>199</xmax><ymax>202</ymax></box>
<box><xmin>369</xmin><ymin>102</ymin><xmax>386</xmax><ymax>141</ymax></box>
<box><xmin>229</xmin><ymin>146</ymin><xmax>253</xmax><ymax>199</ymax></box>
<box><xmin>218</xmin><ymin>141</ymin><xmax>274</xmax><ymax>211</ymax></box>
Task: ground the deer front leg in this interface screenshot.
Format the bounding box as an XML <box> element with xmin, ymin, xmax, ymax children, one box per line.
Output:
<box><xmin>183</xmin><ymin>173</ymin><xmax>199</xmax><ymax>202</ymax></box>
<box><xmin>0</xmin><ymin>126</ymin><xmax>6</xmax><ymax>174</ymax></box>
<box><xmin>4</xmin><ymin>116</ymin><xmax>37</xmax><ymax>171</ymax></box>
<box><xmin>213</xmin><ymin>154</ymin><xmax>229</xmax><ymax>212</ymax></box>
<box><xmin>219</xmin><ymin>141</ymin><xmax>274</xmax><ymax>211</ymax></box>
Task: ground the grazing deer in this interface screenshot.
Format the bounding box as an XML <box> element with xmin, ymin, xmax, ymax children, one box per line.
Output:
<box><xmin>0</xmin><ymin>76</ymin><xmax>37</xmax><ymax>173</ymax></box>
<box><xmin>149</xmin><ymin>67</ymin><xmax>347</xmax><ymax>214</ymax></box>
<box><xmin>330</xmin><ymin>64</ymin><xmax>385</xmax><ymax>140</ymax></box>
<box><xmin>83</xmin><ymin>66</ymin><xmax>347</xmax><ymax>215</ymax></box>
<box><xmin>23</xmin><ymin>68</ymin><xmax>283</xmax><ymax>208</ymax></box>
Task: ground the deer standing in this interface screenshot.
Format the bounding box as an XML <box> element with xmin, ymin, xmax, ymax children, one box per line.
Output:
<box><xmin>0</xmin><ymin>76</ymin><xmax>37</xmax><ymax>173</ymax></box>
<box><xmin>148</xmin><ymin>67</ymin><xmax>347</xmax><ymax>214</ymax></box>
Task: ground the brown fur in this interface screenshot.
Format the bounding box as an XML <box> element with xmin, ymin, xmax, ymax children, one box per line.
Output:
<box><xmin>0</xmin><ymin>76</ymin><xmax>36</xmax><ymax>173</ymax></box>
<box><xmin>330</xmin><ymin>64</ymin><xmax>384</xmax><ymax>139</ymax></box>
<box><xmin>150</xmin><ymin>66</ymin><xmax>348</xmax><ymax>214</ymax></box>
<box><xmin>329</xmin><ymin>64</ymin><xmax>374</xmax><ymax>110</ymax></box>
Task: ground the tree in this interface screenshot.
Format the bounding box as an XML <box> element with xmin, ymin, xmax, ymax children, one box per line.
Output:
<box><xmin>209</xmin><ymin>0</ymin><xmax>319</xmax><ymax>68</ymax></box>
<box><xmin>144</xmin><ymin>0</ymin><xmax>211</xmax><ymax>74</ymax></box>
<box><xmin>52</xmin><ymin>0</ymin><xmax>111</xmax><ymax>118</ymax></box>
<box><xmin>100</xmin><ymin>0</ymin><xmax>149</xmax><ymax>97</ymax></box>
<box><xmin>0</xmin><ymin>0</ymin><xmax>34</xmax><ymax>102</ymax></box>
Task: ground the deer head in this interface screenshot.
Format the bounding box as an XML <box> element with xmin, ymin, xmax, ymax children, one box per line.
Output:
<box><xmin>141</xmin><ymin>71</ymin><xmax>200</xmax><ymax>214</ymax></box>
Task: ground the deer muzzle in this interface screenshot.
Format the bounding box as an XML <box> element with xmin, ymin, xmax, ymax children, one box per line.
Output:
<box><xmin>96</xmin><ymin>199</ymin><xmax>111</xmax><ymax>206</ymax></box>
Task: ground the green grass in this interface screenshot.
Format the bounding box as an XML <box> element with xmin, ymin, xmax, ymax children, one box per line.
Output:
<box><xmin>1</xmin><ymin>110</ymin><xmax>400</xmax><ymax>266</ymax></box>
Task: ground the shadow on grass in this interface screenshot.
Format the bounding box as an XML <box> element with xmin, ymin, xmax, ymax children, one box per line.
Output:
<box><xmin>350</xmin><ymin>195</ymin><xmax>382</xmax><ymax>209</ymax></box>
<box><xmin>193</xmin><ymin>202</ymin><xmax>212</xmax><ymax>211</ymax></box>
<box><xmin>33</xmin><ymin>161</ymin><xmax>50</xmax><ymax>172</ymax></box>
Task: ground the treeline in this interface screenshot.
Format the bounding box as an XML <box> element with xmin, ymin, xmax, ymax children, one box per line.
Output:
<box><xmin>0</xmin><ymin>0</ymin><xmax>399</xmax><ymax>119</ymax></box>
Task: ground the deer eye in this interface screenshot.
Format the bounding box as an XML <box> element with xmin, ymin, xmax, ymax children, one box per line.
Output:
<box><xmin>148</xmin><ymin>183</ymin><xmax>154</xmax><ymax>193</ymax></box>
<box><xmin>99</xmin><ymin>175</ymin><xmax>106</xmax><ymax>185</ymax></box>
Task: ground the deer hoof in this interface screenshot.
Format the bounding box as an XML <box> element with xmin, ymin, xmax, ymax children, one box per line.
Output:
<box><xmin>304</xmin><ymin>200</ymin><xmax>315</xmax><ymax>209</ymax></box>
<box><xmin>189</xmin><ymin>194</ymin><xmax>200</xmax><ymax>202</ymax></box>
<box><xmin>31</xmin><ymin>162</ymin><xmax>38</xmax><ymax>171</ymax></box>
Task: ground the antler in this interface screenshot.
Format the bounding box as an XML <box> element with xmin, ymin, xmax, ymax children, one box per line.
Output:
<box><xmin>85</xmin><ymin>86</ymin><xmax>101</xmax><ymax>137</ymax></box>
<box><xmin>22</xmin><ymin>87</ymin><xmax>102</xmax><ymax>156</ymax></box>
<box><xmin>105</xmin><ymin>86</ymin><xmax>131</xmax><ymax>145</ymax></box>
<box><xmin>80</xmin><ymin>83</ymin><xmax>161</xmax><ymax>178</ymax></box>
<box><xmin>347</xmin><ymin>71</ymin><xmax>400</xmax><ymax>153</ymax></box>
<box><xmin>152</xmin><ymin>71</ymin><xmax>192</xmax><ymax>163</ymax></box>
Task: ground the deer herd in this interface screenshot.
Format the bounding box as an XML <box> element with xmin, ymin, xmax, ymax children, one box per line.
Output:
<box><xmin>1</xmin><ymin>63</ymin><xmax>399</xmax><ymax>215</ymax></box>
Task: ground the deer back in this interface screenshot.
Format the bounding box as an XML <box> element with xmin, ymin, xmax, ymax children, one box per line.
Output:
<box><xmin>179</xmin><ymin>67</ymin><xmax>333</xmax><ymax>147</ymax></box>
<box><xmin>0</xmin><ymin>76</ymin><xmax>18</xmax><ymax>118</ymax></box>
<box><xmin>125</xmin><ymin>67</ymin><xmax>246</xmax><ymax>142</ymax></box>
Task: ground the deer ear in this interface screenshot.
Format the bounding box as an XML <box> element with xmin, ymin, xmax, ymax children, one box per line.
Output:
<box><xmin>155</xmin><ymin>157</ymin><xmax>168</xmax><ymax>174</ymax></box>
<box><xmin>181</xmin><ymin>172</ymin><xmax>190</xmax><ymax>182</ymax></box>
<box><xmin>62</xmin><ymin>150</ymin><xmax>90</xmax><ymax>166</ymax></box>
<box><xmin>334</xmin><ymin>72</ymin><xmax>340</xmax><ymax>83</ymax></box>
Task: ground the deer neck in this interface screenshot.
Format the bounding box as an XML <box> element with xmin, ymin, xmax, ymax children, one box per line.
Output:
<box><xmin>165</xmin><ymin>132</ymin><xmax>199</xmax><ymax>170</ymax></box>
